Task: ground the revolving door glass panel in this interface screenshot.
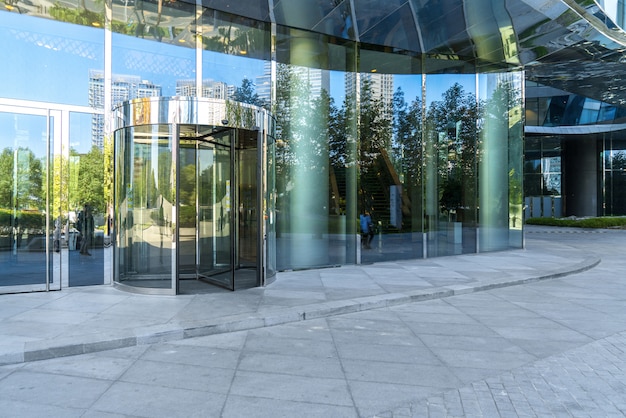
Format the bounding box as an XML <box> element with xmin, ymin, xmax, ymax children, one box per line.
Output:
<box><xmin>178</xmin><ymin>131</ymin><xmax>233</xmax><ymax>291</ymax></box>
<box><xmin>115</xmin><ymin>124</ymin><xmax>175</xmax><ymax>291</ymax></box>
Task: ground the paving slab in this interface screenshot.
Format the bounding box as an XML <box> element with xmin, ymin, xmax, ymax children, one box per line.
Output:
<box><xmin>0</xmin><ymin>226</ymin><xmax>606</xmax><ymax>366</ymax></box>
<box><xmin>1</xmin><ymin>226</ymin><xmax>626</xmax><ymax>417</ymax></box>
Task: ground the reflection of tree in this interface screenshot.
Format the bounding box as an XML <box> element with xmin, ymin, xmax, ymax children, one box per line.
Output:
<box><xmin>71</xmin><ymin>146</ymin><xmax>105</xmax><ymax>214</ymax></box>
<box><xmin>50</xmin><ymin>2</ymin><xmax>104</xmax><ymax>27</ymax></box>
<box><xmin>358</xmin><ymin>79</ymin><xmax>392</xmax><ymax>171</ymax></box>
<box><xmin>481</xmin><ymin>76</ymin><xmax>523</xmax><ymax>228</ymax></box>
<box><xmin>427</xmin><ymin>83</ymin><xmax>479</xmax><ymax>217</ymax></box>
<box><xmin>202</xmin><ymin>13</ymin><xmax>267</xmax><ymax>57</ymax></box>
<box><xmin>393</xmin><ymin>87</ymin><xmax>423</xmax><ymax>186</ymax></box>
<box><xmin>232</xmin><ymin>78</ymin><xmax>265</xmax><ymax>108</ymax></box>
<box><xmin>611</xmin><ymin>151</ymin><xmax>626</xmax><ymax>170</ymax></box>
<box><xmin>157</xmin><ymin>150</ymin><xmax>173</xmax><ymax>203</ymax></box>
<box><xmin>0</xmin><ymin>147</ymin><xmax>44</xmax><ymax>211</ymax></box>
<box><xmin>0</xmin><ymin>147</ymin><xmax>45</xmax><ymax>236</ymax></box>
<box><xmin>273</xmin><ymin>65</ymin><xmax>301</xmax><ymax>189</ymax></box>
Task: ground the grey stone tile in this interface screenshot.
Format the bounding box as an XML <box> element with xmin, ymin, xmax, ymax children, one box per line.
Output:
<box><xmin>0</xmin><ymin>399</ymin><xmax>84</xmax><ymax>418</ymax></box>
<box><xmin>390</xmin><ymin>299</ymin><xmax>465</xmax><ymax>314</ymax></box>
<box><xmin>96</xmin><ymin>344</ymin><xmax>151</xmax><ymax>360</ymax></box>
<box><xmin>140</xmin><ymin>342</ymin><xmax>241</xmax><ymax>370</ymax></box>
<box><xmin>489</xmin><ymin>325</ymin><xmax>592</xmax><ymax>343</ymax></box>
<box><xmin>246</xmin><ymin>318</ymin><xmax>333</xmax><ymax>341</ymax></box>
<box><xmin>119</xmin><ymin>359</ymin><xmax>235</xmax><ymax>393</ymax></box>
<box><xmin>448</xmin><ymin>367</ymin><xmax>502</xmax><ymax>385</ymax></box>
<box><xmin>90</xmin><ymin>381</ymin><xmax>226</xmax><ymax>417</ymax></box>
<box><xmin>222</xmin><ymin>394</ymin><xmax>358</xmax><ymax>418</ymax></box>
<box><xmin>505</xmin><ymin>338</ymin><xmax>587</xmax><ymax>359</ymax></box>
<box><xmin>229</xmin><ymin>370</ymin><xmax>353</xmax><ymax>406</ymax></box>
<box><xmin>21</xmin><ymin>352</ymin><xmax>136</xmax><ymax>380</ymax></box>
<box><xmin>418</xmin><ymin>334</ymin><xmax>525</xmax><ymax>352</ymax></box>
<box><xmin>0</xmin><ymin>370</ymin><xmax>111</xmax><ymax>409</ymax></box>
<box><xmin>471</xmin><ymin>313</ymin><xmax>560</xmax><ymax>328</ymax></box>
<box><xmin>329</xmin><ymin>326</ymin><xmax>420</xmax><ymax>347</ymax></box>
<box><xmin>404</xmin><ymin>322</ymin><xmax>502</xmax><ymax>338</ymax></box>
<box><xmin>334</xmin><ymin>341</ymin><xmax>439</xmax><ymax>365</ymax></box>
<box><xmin>348</xmin><ymin>380</ymin><xmax>436</xmax><ymax>417</ymax></box>
<box><xmin>342</xmin><ymin>359</ymin><xmax>461</xmax><ymax>389</ymax></box>
<box><xmin>237</xmin><ymin>351</ymin><xmax>344</xmax><ymax>378</ymax></box>
<box><xmin>243</xmin><ymin>333</ymin><xmax>337</xmax><ymax>358</ymax></box>
<box><xmin>434</xmin><ymin>347</ymin><xmax>537</xmax><ymax>370</ymax></box>
<box><xmin>394</xmin><ymin>312</ymin><xmax>480</xmax><ymax>325</ymax></box>
<box><xmin>168</xmin><ymin>330</ymin><xmax>249</xmax><ymax>350</ymax></box>
<box><xmin>327</xmin><ymin>316</ymin><xmax>412</xmax><ymax>332</ymax></box>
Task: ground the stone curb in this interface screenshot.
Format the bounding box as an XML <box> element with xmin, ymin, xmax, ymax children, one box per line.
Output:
<box><xmin>0</xmin><ymin>256</ymin><xmax>600</xmax><ymax>366</ymax></box>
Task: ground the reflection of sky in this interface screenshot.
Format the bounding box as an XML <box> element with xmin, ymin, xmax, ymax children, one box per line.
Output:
<box><xmin>0</xmin><ymin>112</ymin><xmax>48</xmax><ymax>157</ymax></box>
<box><xmin>1</xmin><ymin>11</ymin><xmax>488</xmax><ymax>114</ymax></box>
<box><xmin>69</xmin><ymin>112</ymin><xmax>94</xmax><ymax>154</ymax></box>
<box><xmin>0</xmin><ymin>13</ymin><xmax>103</xmax><ymax>106</ymax></box>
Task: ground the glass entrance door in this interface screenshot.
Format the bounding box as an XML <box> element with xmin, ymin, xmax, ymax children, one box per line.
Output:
<box><xmin>0</xmin><ymin>108</ymin><xmax>59</xmax><ymax>294</ymax></box>
<box><xmin>178</xmin><ymin>131</ymin><xmax>234</xmax><ymax>291</ymax></box>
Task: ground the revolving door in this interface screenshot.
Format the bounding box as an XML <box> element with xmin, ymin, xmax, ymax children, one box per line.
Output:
<box><xmin>113</xmin><ymin>97</ymin><xmax>275</xmax><ymax>294</ymax></box>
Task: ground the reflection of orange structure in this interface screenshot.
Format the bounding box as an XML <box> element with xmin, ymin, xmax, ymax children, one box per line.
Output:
<box><xmin>132</xmin><ymin>97</ymin><xmax>151</xmax><ymax>125</ymax></box>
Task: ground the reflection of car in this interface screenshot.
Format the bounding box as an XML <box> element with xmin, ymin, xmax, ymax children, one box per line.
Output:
<box><xmin>112</xmin><ymin>0</ymin><xmax>135</xmax><ymax>6</ymax></box>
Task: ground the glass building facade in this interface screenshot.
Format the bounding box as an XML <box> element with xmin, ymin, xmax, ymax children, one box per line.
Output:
<box><xmin>1</xmin><ymin>0</ymin><xmax>623</xmax><ymax>294</ymax></box>
<box><xmin>525</xmin><ymin>81</ymin><xmax>626</xmax><ymax>218</ymax></box>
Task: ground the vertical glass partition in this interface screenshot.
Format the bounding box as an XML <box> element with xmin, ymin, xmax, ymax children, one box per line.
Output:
<box><xmin>478</xmin><ymin>72</ymin><xmax>524</xmax><ymax>251</ymax></box>
<box><xmin>423</xmin><ymin>74</ymin><xmax>478</xmax><ymax>257</ymax></box>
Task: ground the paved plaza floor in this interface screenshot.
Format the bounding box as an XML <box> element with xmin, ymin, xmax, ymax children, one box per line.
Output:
<box><xmin>1</xmin><ymin>226</ymin><xmax>625</xmax><ymax>417</ymax></box>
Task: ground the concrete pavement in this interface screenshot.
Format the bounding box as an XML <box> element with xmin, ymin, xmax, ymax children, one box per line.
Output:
<box><xmin>1</xmin><ymin>225</ymin><xmax>625</xmax><ymax>416</ymax></box>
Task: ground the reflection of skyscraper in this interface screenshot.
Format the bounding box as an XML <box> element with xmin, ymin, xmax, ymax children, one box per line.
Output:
<box><xmin>345</xmin><ymin>72</ymin><xmax>394</xmax><ymax>118</ymax></box>
<box><xmin>176</xmin><ymin>79</ymin><xmax>236</xmax><ymax>99</ymax></box>
<box><xmin>256</xmin><ymin>62</ymin><xmax>272</xmax><ymax>105</ymax></box>
<box><xmin>89</xmin><ymin>70</ymin><xmax>162</xmax><ymax>149</ymax></box>
<box><xmin>293</xmin><ymin>66</ymin><xmax>330</xmax><ymax>99</ymax></box>
<box><xmin>256</xmin><ymin>62</ymin><xmax>330</xmax><ymax>105</ymax></box>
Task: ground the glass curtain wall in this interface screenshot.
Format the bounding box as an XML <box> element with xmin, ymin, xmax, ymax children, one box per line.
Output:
<box><xmin>478</xmin><ymin>72</ymin><xmax>524</xmax><ymax>251</ymax></box>
<box><xmin>357</xmin><ymin>49</ymin><xmax>424</xmax><ymax>264</ymax></box>
<box><xmin>423</xmin><ymin>74</ymin><xmax>478</xmax><ymax>257</ymax></box>
<box><xmin>524</xmin><ymin>136</ymin><xmax>562</xmax><ymax>218</ymax></box>
<box><xmin>0</xmin><ymin>7</ymin><xmax>105</xmax><ymax>293</ymax></box>
<box><xmin>2</xmin><ymin>1</ymin><xmax>527</xmax><ymax>290</ymax></box>
<box><xmin>273</xmin><ymin>26</ymin><xmax>361</xmax><ymax>270</ymax></box>
<box><xmin>602</xmin><ymin>136</ymin><xmax>626</xmax><ymax>215</ymax></box>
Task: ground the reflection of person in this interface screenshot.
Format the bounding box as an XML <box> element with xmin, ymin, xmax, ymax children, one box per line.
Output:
<box><xmin>360</xmin><ymin>211</ymin><xmax>375</xmax><ymax>249</ymax></box>
<box><xmin>78</xmin><ymin>204</ymin><xmax>94</xmax><ymax>256</ymax></box>
<box><xmin>53</xmin><ymin>217</ymin><xmax>61</xmax><ymax>253</ymax></box>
